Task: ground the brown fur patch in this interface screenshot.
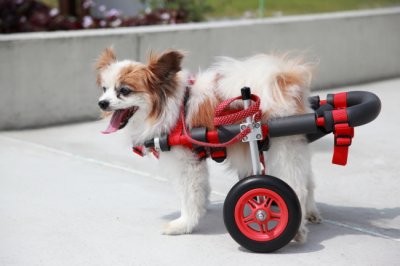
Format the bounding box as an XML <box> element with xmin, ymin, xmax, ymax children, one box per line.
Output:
<box><xmin>148</xmin><ymin>50</ymin><xmax>184</xmax><ymax>83</ymax></box>
<box><xmin>101</xmin><ymin>111</ymin><xmax>112</xmax><ymax>118</ymax></box>
<box><xmin>96</xmin><ymin>74</ymin><xmax>102</xmax><ymax>87</ymax></box>
<box><xmin>96</xmin><ymin>47</ymin><xmax>116</xmax><ymax>71</ymax></box>
<box><xmin>190</xmin><ymin>98</ymin><xmax>218</xmax><ymax>130</ymax></box>
<box><xmin>117</xmin><ymin>64</ymin><xmax>159</xmax><ymax>120</ymax></box>
<box><xmin>261</xmin><ymin>111</ymin><xmax>271</xmax><ymax>122</ymax></box>
<box><xmin>276</xmin><ymin>72</ymin><xmax>306</xmax><ymax>114</ymax></box>
<box><xmin>117</xmin><ymin>59</ymin><xmax>181</xmax><ymax>121</ymax></box>
<box><xmin>117</xmin><ymin>65</ymin><xmax>151</xmax><ymax>93</ymax></box>
<box><xmin>145</xmin><ymin>50</ymin><xmax>184</xmax><ymax>120</ymax></box>
<box><xmin>190</xmin><ymin>73</ymin><xmax>225</xmax><ymax>130</ymax></box>
<box><xmin>95</xmin><ymin>47</ymin><xmax>117</xmax><ymax>86</ymax></box>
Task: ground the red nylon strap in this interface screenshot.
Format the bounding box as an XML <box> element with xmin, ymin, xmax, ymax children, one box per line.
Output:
<box><xmin>181</xmin><ymin>110</ymin><xmax>252</xmax><ymax>148</ymax></box>
<box><xmin>334</xmin><ymin>92</ymin><xmax>347</xmax><ymax>109</ymax></box>
<box><xmin>331</xmin><ymin>109</ymin><xmax>354</xmax><ymax>165</ymax></box>
<box><xmin>214</xmin><ymin>95</ymin><xmax>261</xmax><ymax>126</ymax></box>
<box><xmin>132</xmin><ymin>146</ymin><xmax>144</xmax><ymax>157</ymax></box>
<box><xmin>132</xmin><ymin>146</ymin><xmax>159</xmax><ymax>158</ymax></box>
<box><xmin>169</xmin><ymin>113</ymin><xmax>184</xmax><ymax>142</ymax></box>
<box><xmin>178</xmin><ymin>94</ymin><xmax>262</xmax><ymax>148</ymax></box>
<box><xmin>151</xmin><ymin>148</ymin><xmax>160</xmax><ymax>159</ymax></box>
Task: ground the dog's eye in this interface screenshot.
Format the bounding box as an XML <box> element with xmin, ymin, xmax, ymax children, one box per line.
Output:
<box><xmin>102</xmin><ymin>87</ymin><xmax>107</xmax><ymax>92</ymax></box>
<box><xmin>119</xmin><ymin>87</ymin><xmax>132</xmax><ymax>96</ymax></box>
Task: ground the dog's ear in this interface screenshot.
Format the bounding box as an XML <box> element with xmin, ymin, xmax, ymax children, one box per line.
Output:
<box><xmin>148</xmin><ymin>50</ymin><xmax>184</xmax><ymax>79</ymax></box>
<box><xmin>96</xmin><ymin>47</ymin><xmax>116</xmax><ymax>71</ymax></box>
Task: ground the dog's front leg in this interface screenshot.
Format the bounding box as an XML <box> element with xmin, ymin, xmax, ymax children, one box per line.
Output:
<box><xmin>160</xmin><ymin>147</ymin><xmax>210</xmax><ymax>235</ymax></box>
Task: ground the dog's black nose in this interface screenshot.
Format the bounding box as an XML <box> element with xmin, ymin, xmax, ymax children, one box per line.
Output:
<box><xmin>98</xmin><ymin>100</ymin><xmax>109</xmax><ymax>110</ymax></box>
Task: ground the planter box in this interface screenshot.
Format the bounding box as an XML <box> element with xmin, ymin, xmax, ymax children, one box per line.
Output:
<box><xmin>1</xmin><ymin>8</ymin><xmax>399</xmax><ymax>130</ymax></box>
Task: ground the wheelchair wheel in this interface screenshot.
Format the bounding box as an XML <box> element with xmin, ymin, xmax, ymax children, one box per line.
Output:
<box><xmin>223</xmin><ymin>175</ymin><xmax>301</xmax><ymax>253</ymax></box>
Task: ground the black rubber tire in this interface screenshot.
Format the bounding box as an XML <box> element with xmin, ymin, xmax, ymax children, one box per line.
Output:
<box><xmin>223</xmin><ymin>175</ymin><xmax>301</xmax><ymax>253</ymax></box>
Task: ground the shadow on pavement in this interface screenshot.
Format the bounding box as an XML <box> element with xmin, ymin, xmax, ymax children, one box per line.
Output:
<box><xmin>162</xmin><ymin>201</ymin><xmax>400</xmax><ymax>254</ymax></box>
<box><xmin>318</xmin><ymin>202</ymin><xmax>400</xmax><ymax>239</ymax></box>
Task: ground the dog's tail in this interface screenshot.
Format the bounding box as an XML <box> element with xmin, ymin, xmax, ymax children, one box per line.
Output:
<box><xmin>266</xmin><ymin>55</ymin><xmax>314</xmax><ymax>117</ymax></box>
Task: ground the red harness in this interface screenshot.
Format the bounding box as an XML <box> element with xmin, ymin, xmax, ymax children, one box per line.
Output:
<box><xmin>133</xmin><ymin>87</ymin><xmax>264</xmax><ymax>160</ymax></box>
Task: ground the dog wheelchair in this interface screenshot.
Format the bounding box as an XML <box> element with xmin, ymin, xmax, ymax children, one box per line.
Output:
<box><xmin>142</xmin><ymin>87</ymin><xmax>381</xmax><ymax>252</ymax></box>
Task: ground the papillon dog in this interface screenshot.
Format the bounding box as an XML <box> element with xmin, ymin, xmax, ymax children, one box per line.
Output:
<box><xmin>96</xmin><ymin>48</ymin><xmax>321</xmax><ymax>243</ymax></box>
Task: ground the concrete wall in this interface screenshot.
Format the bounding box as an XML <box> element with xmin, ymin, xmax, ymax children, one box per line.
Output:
<box><xmin>1</xmin><ymin>8</ymin><xmax>400</xmax><ymax>130</ymax></box>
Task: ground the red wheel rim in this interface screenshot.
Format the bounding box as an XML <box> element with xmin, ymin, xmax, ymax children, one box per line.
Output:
<box><xmin>234</xmin><ymin>188</ymin><xmax>289</xmax><ymax>241</ymax></box>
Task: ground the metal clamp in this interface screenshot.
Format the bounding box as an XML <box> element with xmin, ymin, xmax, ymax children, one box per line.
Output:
<box><xmin>240</xmin><ymin>122</ymin><xmax>263</xmax><ymax>142</ymax></box>
<box><xmin>154</xmin><ymin>137</ymin><xmax>161</xmax><ymax>152</ymax></box>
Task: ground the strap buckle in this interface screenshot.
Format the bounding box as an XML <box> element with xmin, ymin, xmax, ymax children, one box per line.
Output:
<box><xmin>334</xmin><ymin>123</ymin><xmax>354</xmax><ymax>147</ymax></box>
<box><xmin>331</xmin><ymin>108</ymin><xmax>354</xmax><ymax>166</ymax></box>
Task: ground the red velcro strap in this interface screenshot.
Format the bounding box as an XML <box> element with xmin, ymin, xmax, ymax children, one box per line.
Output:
<box><xmin>332</xmin><ymin>109</ymin><xmax>348</xmax><ymax>123</ymax></box>
<box><xmin>197</xmin><ymin>150</ymin><xmax>207</xmax><ymax>159</ymax></box>
<box><xmin>332</xmin><ymin>145</ymin><xmax>350</xmax><ymax>166</ymax></box>
<box><xmin>150</xmin><ymin>148</ymin><xmax>160</xmax><ymax>159</ymax></box>
<box><xmin>133</xmin><ymin>146</ymin><xmax>160</xmax><ymax>159</ymax></box>
<box><xmin>334</xmin><ymin>123</ymin><xmax>354</xmax><ymax>139</ymax></box>
<box><xmin>211</xmin><ymin>150</ymin><xmax>226</xmax><ymax>158</ymax></box>
<box><xmin>133</xmin><ymin>146</ymin><xmax>144</xmax><ymax>157</ymax></box>
<box><xmin>331</xmin><ymin>108</ymin><xmax>354</xmax><ymax>165</ymax></box>
<box><xmin>333</xmin><ymin>92</ymin><xmax>347</xmax><ymax>109</ymax></box>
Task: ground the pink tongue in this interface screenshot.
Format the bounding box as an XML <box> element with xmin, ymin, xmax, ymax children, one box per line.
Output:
<box><xmin>102</xmin><ymin>110</ymin><xmax>127</xmax><ymax>134</ymax></box>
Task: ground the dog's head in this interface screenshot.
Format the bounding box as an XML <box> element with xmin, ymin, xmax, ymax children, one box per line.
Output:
<box><xmin>95</xmin><ymin>48</ymin><xmax>184</xmax><ymax>134</ymax></box>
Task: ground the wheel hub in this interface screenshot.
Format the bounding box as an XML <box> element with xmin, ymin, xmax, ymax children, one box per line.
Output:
<box><xmin>255</xmin><ymin>210</ymin><xmax>267</xmax><ymax>221</ymax></box>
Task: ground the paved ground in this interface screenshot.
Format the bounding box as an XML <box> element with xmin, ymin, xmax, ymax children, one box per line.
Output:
<box><xmin>1</xmin><ymin>79</ymin><xmax>399</xmax><ymax>266</ymax></box>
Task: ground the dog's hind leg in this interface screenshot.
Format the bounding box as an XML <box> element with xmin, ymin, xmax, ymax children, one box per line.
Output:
<box><xmin>226</xmin><ymin>144</ymin><xmax>254</xmax><ymax>180</ymax></box>
<box><xmin>161</xmin><ymin>148</ymin><xmax>210</xmax><ymax>235</ymax></box>
<box><xmin>306</xmin><ymin>175</ymin><xmax>322</xmax><ymax>224</ymax></box>
<box><xmin>266</xmin><ymin>136</ymin><xmax>312</xmax><ymax>243</ymax></box>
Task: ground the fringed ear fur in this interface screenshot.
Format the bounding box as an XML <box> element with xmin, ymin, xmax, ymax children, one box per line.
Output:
<box><xmin>96</xmin><ymin>47</ymin><xmax>117</xmax><ymax>71</ymax></box>
<box><xmin>148</xmin><ymin>50</ymin><xmax>184</xmax><ymax>79</ymax></box>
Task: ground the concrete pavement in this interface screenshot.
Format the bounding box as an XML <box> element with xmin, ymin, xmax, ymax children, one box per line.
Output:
<box><xmin>1</xmin><ymin>79</ymin><xmax>399</xmax><ymax>265</ymax></box>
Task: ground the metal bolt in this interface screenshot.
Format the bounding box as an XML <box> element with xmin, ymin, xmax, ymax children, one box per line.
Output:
<box><xmin>241</xmin><ymin>125</ymin><xmax>247</xmax><ymax>130</ymax></box>
<box><xmin>254</xmin><ymin>123</ymin><xmax>260</xmax><ymax>128</ymax></box>
<box><xmin>243</xmin><ymin>136</ymin><xmax>248</xmax><ymax>141</ymax></box>
<box><xmin>255</xmin><ymin>210</ymin><xmax>267</xmax><ymax>221</ymax></box>
<box><xmin>256</xmin><ymin>134</ymin><xmax>262</xmax><ymax>140</ymax></box>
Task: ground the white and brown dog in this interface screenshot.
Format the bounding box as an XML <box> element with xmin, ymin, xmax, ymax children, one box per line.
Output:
<box><xmin>96</xmin><ymin>48</ymin><xmax>321</xmax><ymax>242</ymax></box>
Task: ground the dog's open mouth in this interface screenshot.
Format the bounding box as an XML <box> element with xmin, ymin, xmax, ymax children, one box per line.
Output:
<box><xmin>102</xmin><ymin>106</ymin><xmax>138</xmax><ymax>134</ymax></box>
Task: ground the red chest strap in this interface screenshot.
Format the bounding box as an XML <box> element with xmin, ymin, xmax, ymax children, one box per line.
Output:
<box><xmin>331</xmin><ymin>92</ymin><xmax>354</xmax><ymax>165</ymax></box>
<box><xmin>132</xmin><ymin>146</ymin><xmax>159</xmax><ymax>159</ymax></box>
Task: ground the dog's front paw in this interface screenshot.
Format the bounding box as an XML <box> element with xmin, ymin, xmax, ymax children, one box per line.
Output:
<box><xmin>163</xmin><ymin>218</ymin><xmax>192</xmax><ymax>235</ymax></box>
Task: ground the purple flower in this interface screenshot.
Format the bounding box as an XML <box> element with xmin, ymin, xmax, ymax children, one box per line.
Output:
<box><xmin>82</xmin><ymin>16</ymin><xmax>94</xmax><ymax>28</ymax></box>
<box><xmin>99</xmin><ymin>20</ymin><xmax>107</xmax><ymax>27</ymax></box>
<box><xmin>49</xmin><ymin>8</ymin><xmax>59</xmax><ymax>17</ymax></box>
<box><xmin>106</xmin><ymin>8</ymin><xmax>120</xmax><ymax>18</ymax></box>
<box><xmin>98</xmin><ymin>5</ymin><xmax>106</xmax><ymax>13</ymax></box>
<box><xmin>160</xmin><ymin>12</ymin><xmax>170</xmax><ymax>21</ymax></box>
<box><xmin>82</xmin><ymin>0</ymin><xmax>94</xmax><ymax>9</ymax></box>
<box><xmin>110</xmin><ymin>18</ymin><xmax>122</xmax><ymax>27</ymax></box>
<box><xmin>145</xmin><ymin>7</ymin><xmax>151</xmax><ymax>14</ymax></box>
